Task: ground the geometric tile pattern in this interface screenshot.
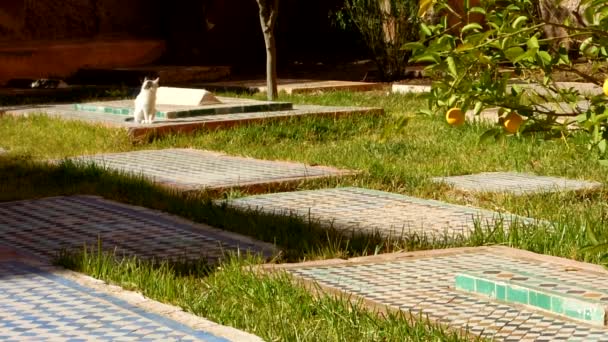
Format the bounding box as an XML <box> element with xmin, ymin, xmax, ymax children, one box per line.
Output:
<box><xmin>225</xmin><ymin>187</ymin><xmax>541</xmax><ymax>239</ymax></box>
<box><xmin>455</xmin><ymin>270</ymin><xmax>608</xmax><ymax>326</ymax></box>
<box><xmin>0</xmin><ymin>196</ymin><xmax>275</xmax><ymax>263</ymax></box>
<box><xmin>433</xmin><ymin>172</ymin><xmax>602</xmax><ymax>195</ymax></box>
<box><xmin>0</xmin><ymin>260</ymin><xmax>228</xmax><ymax>341</ymax></box>
<box><xmin>74</xmin><ymin>98</ymin><xmax>293</xmax><ymax>119</ymax></box>
<box><xmin>285</xmin><ymin>247</ymin><xmax>608</xmax><ymax>341</ymax></box>
<box><xmin>68</xmin><ymin>149</ymin><xmax>355</xmax><ymax>191</ymax></box>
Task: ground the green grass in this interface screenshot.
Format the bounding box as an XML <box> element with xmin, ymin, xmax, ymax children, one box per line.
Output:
<box><xmin>2</xmin><ymin>90</ymin><xmax>608</xmax><ymax>340</ymax></box>
<box><xmin>0</xmin><ymin>157</ymin><xmax>473</xmax><ymax>261</ymax></box>
<box><xmin>54</xmin><ymin>245</ymin><xmax>471</xmax><ymax>342</ymax></box>
<box><xmin>2</xmin><ymin>91</ymin><xmax>607</xmax><ymax>263</ymax></box>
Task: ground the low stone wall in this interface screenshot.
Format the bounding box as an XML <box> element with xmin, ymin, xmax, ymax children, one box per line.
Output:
<box><xmin>0</xmin><ymin>39</ymin><xmax>165</xmax><ymax>85</ymax></box>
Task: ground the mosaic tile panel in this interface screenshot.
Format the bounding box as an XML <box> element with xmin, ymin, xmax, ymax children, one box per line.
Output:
<box><xmin>225</xmin><ymin>187</ymin><xmax>540</xmax><ymax>238</ymax></box>
<box><xmin>455</xmin><ymin>270</ymin><xmax>608</xmax><ymax>326</ymax></box>
<box><xmin>68</xmin><ymin>149</ymin><xmax>353</xmax><ymax>191</ymax></box>
<box><xmin>0</xmin><ymin>196</ymin><xmax>275</xmax><ymax>262</ymax></box>
<box><xmin>74</xmin><ymin>98</ymin><xmax>293</xmax><ymax>119</ymax></box>
<box><xmin>0</xmin><ymin>261</ymin><xmax>227</xmax><ymax>341</ymax></box>
<box><xmin>286</xmin><ymin>247</ymin><xmax>608</xmax><ymax>341</ymax></box>
<box><xmin>433</xmin><ymin>172</ymin><xmax>602</xmax><ymax>195</ymax></box>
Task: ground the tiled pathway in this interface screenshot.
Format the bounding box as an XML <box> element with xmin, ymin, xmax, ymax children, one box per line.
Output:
<box><xmin>433</xmin><ymin>172</ymin><xmax>602</xmax><ymax>195</ymax></box>
<box><xmin>67</xmin><ymin>149</ymin><xmax>355</xmax><ymax>192</ymax></box>
<box><xmin>0</xmin><ymin>260</ymin><xmax>241</xmax><ymax>341</ymax></box>
<box><xmin>275</xmin><ymin>246</ymin><xmax>608</xmax><ymax>341</ymax></box>
<box><xmin>225</xmin><ymin>187</ymin><xmax>541</xmax><ymax>238</ymax></box>
<box><xmin>0</xmin><ymin>195</ymin><xmax>275</xmax><ymax>262</ymax></box>
<box><xmin>0</xmin><ymin>196</ymin><xmax>268</xmax><ymax>341</ymax></box>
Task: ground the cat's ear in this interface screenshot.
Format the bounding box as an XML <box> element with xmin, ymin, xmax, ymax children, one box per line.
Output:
<box><xmin>153</xmin><ymin>77</ymin><xmax>159</xmax><ymax>84</ymax></box>
<box><xmin>143</xmin><ymin>77</ymin><xmax>149</xmax><ymax>82</ymax></box>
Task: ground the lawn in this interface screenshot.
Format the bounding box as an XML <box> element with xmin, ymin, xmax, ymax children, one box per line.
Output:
<box><xmin>1</xmin><ymin>90</ymin><xmax>607</xmax><ymax>340</ymax></box>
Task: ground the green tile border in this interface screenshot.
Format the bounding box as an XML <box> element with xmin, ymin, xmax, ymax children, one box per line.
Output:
<box><xmin>455</xmin><ymin>273</ymin><xmax>607</xmax><ymax>326</ymax></box>
<box><xmin>73</xmin><ymin>102</ymin><xmax>294</xmax><ymax>119</ymax></box>
<box><xmin>74</xmin><ymin>104</ymin><xmax>167</xmax><ymax>118</ymax></box>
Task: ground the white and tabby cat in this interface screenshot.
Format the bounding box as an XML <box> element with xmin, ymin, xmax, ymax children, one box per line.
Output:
<box><xmin>30</xmin><ymin>79</ymin><xmax>69</xmax><ymax>89</ymax></box>
<box><xmin>133</xmin><ymin>77</ymin><xmax>159</xmax><ymax>124</ymax></box>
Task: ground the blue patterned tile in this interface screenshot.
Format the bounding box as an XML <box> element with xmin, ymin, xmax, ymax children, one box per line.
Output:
<box><xmin>0</xmin><ymin>261</ymin><xmax>228</xmax><ymax>341</ymax></box>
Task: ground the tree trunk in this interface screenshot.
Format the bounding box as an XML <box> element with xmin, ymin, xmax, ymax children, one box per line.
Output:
<box><xmin>264</xmin><ymin>33</ymin><xmax>277</xmax><ymax>101</ymax></box>
<box><xmin>256</xmin><ymin>0</ymin><xmax>279</xmax><ymax>101</ymax></box>
<box><xmin>379</xmin><ymin>0</ymin><xmax>396</xmax><ymax>44</ymax></box>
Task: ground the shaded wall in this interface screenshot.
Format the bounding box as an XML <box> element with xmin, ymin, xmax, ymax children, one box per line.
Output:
<box><xmin>0</xmin><ymin>0</ymin><xmax>367</xmax><ymax>70</ymax></box>
<box><xmin>0</xmin><ymin>0</ymin><xmax>162</xmax><ymax>41</ymax></box>
<box><xmin>159</xmin><ymin>0</ymin><xmax>367</xmax><ymax>68</ymax></box>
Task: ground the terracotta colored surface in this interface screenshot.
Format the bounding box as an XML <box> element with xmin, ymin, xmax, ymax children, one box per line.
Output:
<box><xmin>198</xmin><ymin>79</ymin><xmax>386</xmax><ymax>94</ymax></box>
<box><xmin>0</xmin><ymin>39</ymin><xmax>165</xmax><ymax>85</ymax></box>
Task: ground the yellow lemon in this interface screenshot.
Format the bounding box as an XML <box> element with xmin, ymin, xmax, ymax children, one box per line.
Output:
<box><xmin>603</xmin><ymin>78</ymin><xmax>608</xmax><ymax>96</ymax></box>
<box><xmin>503</xmin><ymin>112</ymin><xmax>523</xmax><ymax>133</ymax></box>
<box><xmin>445</xmin><ymin>108</ymin><xmax>465</xmax><ymax>126</ymax></box>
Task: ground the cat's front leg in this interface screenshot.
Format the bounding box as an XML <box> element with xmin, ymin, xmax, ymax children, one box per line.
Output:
<box><xmin>133</xmin><ymin>108</ymin><xmax>142</xmax><ymax>124</ymax></box>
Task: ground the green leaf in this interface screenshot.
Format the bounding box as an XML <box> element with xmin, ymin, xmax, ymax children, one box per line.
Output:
<box><xmin>559</xmin><ymin>50</ymin><xmax>571</xmax><ymax>65</ymax></box>
<box><xmin>446</xmin><ymin>56</ymin><xmax>457</xmax><ymax>77</ymax></box>
<box><xmin>461</xmin><ymin>23</ymin><xmax>483</xmax><ymax>34</ymax></box>
<box><xmin>446</xmin><ymin>94</ymin><xmax>458</xmax><ymax>107</ymax></box>
<box><xmin>576</xmin><ymin>113</ymin><xmax>588</xmax><ymax>123</ymax></box>
<box><xmin>593</xmin><ymin>113</ymin><xmax>608</xmax><ymax>123</ymax></box>
<box><xmin>413</xmin><ymin>53</ymin><xmax>441</xmax><ymax>64</ymax></box>
<box><xmin>473</xmin><ymin>101</ymin><xmax>483</xmax><ymax>115</ymax></box>
<box><xmin>511</xmin><ymin>16</ymin><xmax>528</xmax><ymax>29</ymax></box>
<box><xmin>454</xmin><ymin>43</ymin><xmax>474</xmax><ymax>53</ymax></box>
<box><xmin>537</xmin><ymin>51</ymin><xmax>552</xmax><ymax>66</ymax></box>
<box><xmin>504</xmin><ymin>47</ymin><xmax>525</xmax><ymax>62</ymax></box>
<box><xmin>468</xmin><ymin>6</ymin><xmax>486</xmax><ymax>14</ymax></box>
<box><xmin>478</xmin><ymin>54</ymin><xmax>492</xmax><ymax>64</ymax></box>
<box><xmin>579</xmin><ymin>37</ymin><xmax>593</xmax><ymax>53</ymax></box>
<box><xmin>401</xmin><ymin>42</ymin><xmax>425</xmax><ymax>51</ymax></box>
<box><xmin>420</xmin><ymin>23</ymin><xmax>432</xmax><ymax>37</ymax></box>
<box><xmin>513</xmin><ymin>49</ymin><xmax>536</xmax><ymax>63</ymax></box>
<box><xmin>511</xmin><ymin>85</ymin><xmax>522</xmax><ymax>95</ymax></box>
<box><xmin>599</xmin><ymin>159</ymin><xmax>608</xmax><ymax>167</ymax></box>
<box><xmin>527</xmin><ymin>36</ymin><xmax>539</xmax><ymax>50</ymax></box>
<box><xmin>584</xmin><ymin>46</ymin><xmax>600</xmax><ymax>58</ymax></box>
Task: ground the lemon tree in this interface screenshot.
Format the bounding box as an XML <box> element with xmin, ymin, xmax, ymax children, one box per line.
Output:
<box><xmin>404</xmin><ymin>0</ymin><xmax>608</xmax><ymax>161</ymax></box>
